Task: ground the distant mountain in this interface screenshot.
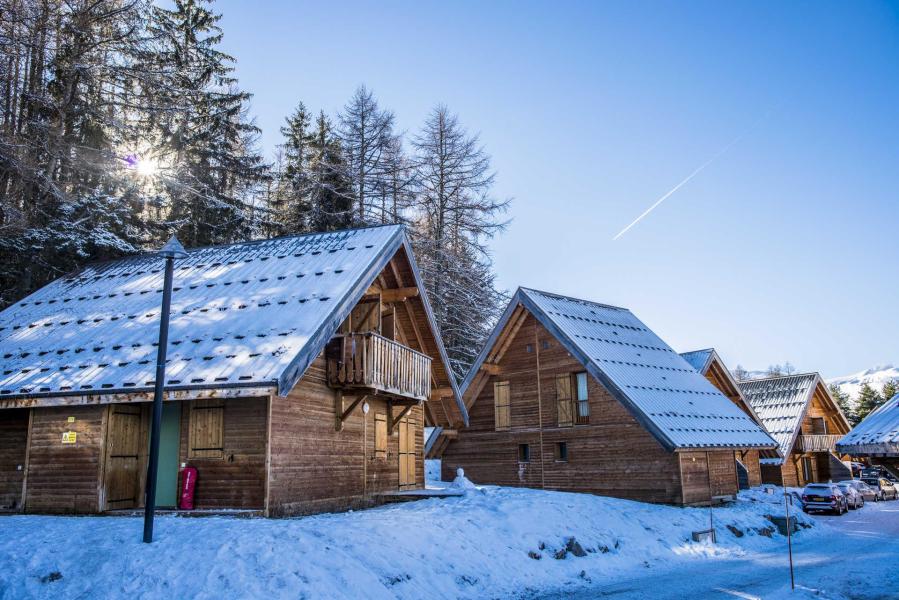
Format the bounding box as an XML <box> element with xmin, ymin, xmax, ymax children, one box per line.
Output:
<box><xmin>827</xmin><ymin>364</ymin><xmax>899</xmax><ymax>403</ymax></box>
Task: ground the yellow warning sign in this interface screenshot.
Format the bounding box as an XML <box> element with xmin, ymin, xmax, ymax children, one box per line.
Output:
<box><xmin>67</xmin><ymin>416</ymin><xmax>76</xmax><ymax>423</ymax></box>
<box><xmin>62</xmin><ymin>431</ymin><xmax>77</xmax><ymax>444</ymax></box>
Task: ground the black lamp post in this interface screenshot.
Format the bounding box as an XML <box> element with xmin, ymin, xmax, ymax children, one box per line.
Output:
<box><xmin>143</xmin><ymin>235</ymin><xmax>188</xmax><ymax>543</ymax></box>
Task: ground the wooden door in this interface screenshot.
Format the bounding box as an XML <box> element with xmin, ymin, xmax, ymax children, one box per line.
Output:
<box><xmin>398</xmin><ymin>415</ymin><xmax>416</xmax><ymax>489</ymax></box>
<box><xmin>0</xmin><ymin>409</ymin><xmax>29</xmax><ymax>511</ymax></box>
<box><xmin>104</xmin><ymin>405</ymin><xmax>144</xmax><ymax>510</ymax></box>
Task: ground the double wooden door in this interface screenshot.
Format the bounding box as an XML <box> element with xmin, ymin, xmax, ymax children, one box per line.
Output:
<box><xmin>398</xmin><ymin>415</ymin><xmax>416</xmax><ymax>489</ymax></box>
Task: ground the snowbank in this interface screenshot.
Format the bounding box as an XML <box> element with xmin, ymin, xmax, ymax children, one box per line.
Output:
<box><xmin>0</xmin><ymin>486</ymin><xmax>819</xmax><ymax>599</ymax></box>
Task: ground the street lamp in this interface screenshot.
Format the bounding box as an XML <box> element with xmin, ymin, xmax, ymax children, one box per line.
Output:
<box><xmin>143</xmin><ymin>235</ymin><xmax>188</xmax><ymax>543</ymax></box>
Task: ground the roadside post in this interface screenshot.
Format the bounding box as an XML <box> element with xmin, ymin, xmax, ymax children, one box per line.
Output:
<box><xmin>784</xmin><ymin>490</ymin><xmax>795</xmax><ymax>590</ymax></box>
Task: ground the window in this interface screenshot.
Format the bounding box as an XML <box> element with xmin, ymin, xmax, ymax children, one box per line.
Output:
<box><xmin>575</xmin><ymin>372</ymin><xmax>590</xmax><ymax>424</ymax></box>
<box><xmin>556</xmin><ymin>374</ymin><xmax>573</xmax><ymax>427</ymax></box>
<box><xmin>494</xmin><ymin>381</ymin><xmax>511</xmax><ymax>430</ymax></box>
<box><xmin>554</xmin><ymin>441</ymin><xmax>568</xmax><ymax>462</ymax></box>
<box><xmin>188</xmin><ymin>399</ymin><xmax>224</xmax><ymax>459</ymax></box>
<box><xmin>518</xmin><ymin>443</ymin><xmax>530</xmax><ymax>463</ymax></box>
<box><xmin>811</xmin><ymin>417</ymin><xmax>827</xmax><ymax>435</ymax></box>
<box><xmin>375</xmin><ymin>413</ymin><xmax>387</xmax><ymax>459</ymax></box>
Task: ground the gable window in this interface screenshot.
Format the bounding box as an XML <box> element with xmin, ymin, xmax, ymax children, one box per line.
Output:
<box><xmin>575</xmin><ymin>372</ymin><xmax>590</xmax><ymax>424</ymax></box>
<box><xmin>518</xmin><ymin>443</ymin><xmax>530</xmax><ymax>463</ymax></box>
<box><xmin>811</xmin><ymin>417</ymin><xmax>827</xmax><ymax>435</ymax></box>
<box><xmin>494</xmin><ymin>381</ymin><xmax>511</xmax><ymax>431</ymax></box>
<box><xmin>189</xmin><ymin>399</ymin><xmax>225</xmax><ymax>459</ymax></box>
<box><xmin>375</xmin><ymin>413</ymin><xmax>388</xmax><ymax>459</ymax></box>
<box><xmin>555</xmin><ymin>441</ymin><xmax>568</xmax><ymax>462</ymax></box>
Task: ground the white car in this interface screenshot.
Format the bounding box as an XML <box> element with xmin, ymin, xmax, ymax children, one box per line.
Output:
<box><xmin>836</xmin><ymin>483</ymin><xmax>864</xmax><ymax>509</ymax></box>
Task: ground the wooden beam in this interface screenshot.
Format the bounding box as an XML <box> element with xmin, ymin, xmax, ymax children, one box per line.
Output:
<box><xmin>335</xmin><ymin>393</ymin><xmax>367</xmax><ymax>431</ymax></box>
<box><xmin>374</xmin><ymin>287</ymin><xmax>419</xmax><ymax>303</ymax></box>
<box><xmin>481</xmin><ymin>363</ymin><xmax>501</xmax><ymax>375</ymax></box>
<box><xmin>431</xmin><ymin>386</ymin><xmax>454</xmax><ymax>398</ymax></box>
<box><xmin>388</xmin><ymin>401</ymin><xmax>416</xmax><ymax>434</ymax></box>
<box><xmin>488</xmin><ymin>306</ymin><xmax>527</xmax><ymax>364</ymax></box>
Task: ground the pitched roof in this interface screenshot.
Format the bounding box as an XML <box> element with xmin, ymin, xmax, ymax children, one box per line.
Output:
<box><xmin>739</xmin><ymin>373</ymin><xmax>848</xmax><ymax>460</ymax></box>
<box><xmin>462</xmin><ymin>288</ymin><xmax>777</xmax><ymax>451</ymax></box>
<box><xmin>680</xmin><ymin>349</ymin><xmax>714</xmax><ymax>373</ymax></box>
<box><xmin>679</xmin><ymin>348</ymin><xmax>768</xmax><ymax>428</ymax></box>
<box><xmin>0</xmin><ymin>225</ymin><xmax>466</xmax><ymax>421</ymax></box>
<box><xmin>836</xmin><ymin>393</ymin><xmax>899</xmax><ymax>456</ymax></box>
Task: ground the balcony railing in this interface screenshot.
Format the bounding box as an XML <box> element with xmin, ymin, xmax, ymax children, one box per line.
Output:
<box><xmin>326</xmin><ymin>332</ymin><xmax>431</xmax><ymax>402</ymax></box>
<box><xmin>796</xmin><ymin>434</ymin><xmax>842</xmax><ymax>453</ymax></box>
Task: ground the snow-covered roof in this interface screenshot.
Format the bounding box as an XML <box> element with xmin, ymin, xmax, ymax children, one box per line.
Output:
<box><xmin>680</xmin><ymin>349</ymin><xmax>714</xmax><ymax>373</ymax></box>
<box><xmin>837</xmin><ymin>393</ymin><xmax>899</xmax><ymax>456</ymax></box>
<box><xmin>0</xmin><ymin>225</ymin><xmax>465</xmax><ymax>421</ymax></box>
<box><xmin>462</xmin><ymin>288</ymin><xmax>777</xmax><ymax>451</ymax></box>
<box><xmin>738</xmin><ymin>373</ymin><xmax>848</xmax><ymax>460</ymax></box>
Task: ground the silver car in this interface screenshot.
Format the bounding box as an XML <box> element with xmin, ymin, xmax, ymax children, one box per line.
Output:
<box><xmin>837</xmin><ymin>483</ymin><xmax>864</xmax><ymax>509</ymax></box>
<box><xmin>801</xmin><ymin>483</ymin><xmax>849</xmax><ymax>515</ymax></box>
<box><xmin>839</xmin><ymin>479</ymin><xmax>876</xmax><ymax>502</ymax></box>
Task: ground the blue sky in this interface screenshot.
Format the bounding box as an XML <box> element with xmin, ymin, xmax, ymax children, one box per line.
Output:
<box><xmin>217</xmin><ymin>0</ymin><xmax>899</xmax><ymax>378</ymax></box>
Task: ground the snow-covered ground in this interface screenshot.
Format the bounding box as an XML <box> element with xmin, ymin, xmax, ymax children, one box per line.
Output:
<box><xmin>0</xmin><ymin>476</ymin><xmax>842</xmax><ymax>600</ymax></box>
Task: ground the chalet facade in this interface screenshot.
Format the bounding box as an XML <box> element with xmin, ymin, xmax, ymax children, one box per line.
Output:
<box><xmin>0</xmin><ymin>225</ymin><xmax>466</xmax><ymax>516</ymax></box>
<box><xmin>836</xmin><ymin>392</ymin><xmax>899</xmax><ymax>478</ymax></box>
<box><xmin>680</xmin><ymin>349</ymin><xmax>780</xmax><ymax>489</ymax></box>
<box><xmin>440</xmin><ymin>288</ymin><xmax>777</xmax><ymax>505</ymax></box>
<box><xmin>739</xmin><ymin>374</ymin><xmax>851</xmax><ymax>487</ymax></box>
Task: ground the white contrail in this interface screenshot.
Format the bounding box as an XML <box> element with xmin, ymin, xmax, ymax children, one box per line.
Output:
<box><xmin>613</xmin><ymin>116</ymin><xmax>767</xmax><ymax>241</ymax></box>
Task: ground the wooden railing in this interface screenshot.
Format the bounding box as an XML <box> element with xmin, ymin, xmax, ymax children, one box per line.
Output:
<box><xmin>326</xmin><ymin>333</ymin><xmax>431</xmax><ymax>402</ymax></box>
<box><xmin>796</xmin><ymin>434</ymin><xmax>842</xmax><ymax>453</ymax></box>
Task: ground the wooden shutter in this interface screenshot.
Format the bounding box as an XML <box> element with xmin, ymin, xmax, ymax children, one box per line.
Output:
<box><xmin>189</xmin><ymin>399</ymin><xmax>224</xmax><ymax>459</ymax></box>
<box><xmin>494</xmin><ymin>381</ymin><xmax>510</xmax><ymax>430</ymax></box>
<box><xmin>375</xmin><ymin>413</ymin><xmax>387</xmax><ymax>458</ymax></box>
<box><xmin>556</xmin><ymin>374</ymin><xmax>573</xmax><ymax>426</ymax></box>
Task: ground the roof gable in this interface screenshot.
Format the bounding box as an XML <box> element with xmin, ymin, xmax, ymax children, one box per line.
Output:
<box><xmin>837</xmin><ymin>393</ymin><xmax>899</xmax><ymax>455</ymax></box>
<box><xmin>739</xmin><ymin>373</ymin><xmax>848</xmax><ymax>458</ymax></box>
<box><xmin>0</xmin><ymin>225</ymin><xmax>466</xmax><ymax>422</ymax></box>
<box><xmin>462</xmin><ymin>288</ymin><xmax>776</xmax><ymax>451</ymax></box>
<box><xmin>680</xmin><ymin>348</ymin><xmax>768</xmax><ymax>428</ymax></box>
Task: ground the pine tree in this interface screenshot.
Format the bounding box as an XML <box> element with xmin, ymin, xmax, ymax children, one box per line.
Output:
<box><xmin>855</xmin><ymin>383</ymin><xmax>884</xmax><ymax>422</ymax></box>
<box><xmin>144</xmin><ymin>0</ymin><xmax>267</xmax><ymax>247</ymax></box>
<box><xmin>829</xmin><ymin>384</ymin><xmax>857</xmax><ymax>426</ymax></box>
<box><xmin>881</xmin><ymin>380</ymin><xmax>899</xmax><ymax>404</ymax></box>
<box><xmin>307</xmin><ymin>112</ymin><xmax>354</xmax><ymax>232</ymax></box>
<box><xmin>275</xmin><ymin>102</ymin><xmax>315</xmax><ymax>233</ymax></box>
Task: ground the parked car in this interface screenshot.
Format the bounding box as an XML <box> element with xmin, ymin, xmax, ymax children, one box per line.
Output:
<box><xmin>836</xmin><ymin>483</ymin><xmax>865</xmax><ymax>509</ymax></box>
<box><xmin>840</xmin><ymin>479</ymin><xmax>877</xmax><ymax>503</ymax></box>
<box><xmin>861</xmin><ymin>477</ymin><xmax>899</xmax><ymax>501</ymax></box>
<box><xmin>801</xmin><ymin>483</ymin><xmax>849</xmax><ymax>515</ymax></box>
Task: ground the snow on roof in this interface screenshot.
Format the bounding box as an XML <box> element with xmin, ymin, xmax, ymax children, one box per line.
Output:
<box><xmin>463</xmin><ymin>288</ymin><xmax>777</xmax><ymax>451</ymax></box>
<box><xmin>738</xmin><ymin>373</ymin><xmax>821</xmax><ymax>458</ymax></box>
<box><xmin>680</xmin><ymin>349</ymin><xmax>714</xmax><ymax>373</ymax></box>
<box><xmin>837</xmin><ymin>393</ymin><xmax>899</xmax><ymax>456</ymax></box>
<box><xmin>0</xmin><ymin>225</ymin><xmax>464</xmax><ymax>419</ymax></box>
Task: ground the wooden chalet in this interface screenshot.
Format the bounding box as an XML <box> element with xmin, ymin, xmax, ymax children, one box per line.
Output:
<box><xmin>836</xmin><ymin>392</ymin><xmax>899</xmax><ymax>478</ymax></box>
<box><xmin>0</xmin><ymin>225</ymin><xmax>466</xmax><ymax>516</ymax></box>
<box><xmin>439</xmin><ymin>288</ymin><xmax>777</xmax><ymax>505</ymax></box>
<box><xmin>680</xmin><ymin>349</ymin><xmax>780</xmax><ymax>489</ymax></box>
<box><xmin>739</xmin><ymin>373</ymin><xmax>852</xmax><ymax>487</ymax></box>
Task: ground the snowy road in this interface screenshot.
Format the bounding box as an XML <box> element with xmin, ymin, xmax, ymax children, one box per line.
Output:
<box><xmin>532</xmin><ymin>500</ymin><xmax>899</xmax><ymax>600</ymax></box>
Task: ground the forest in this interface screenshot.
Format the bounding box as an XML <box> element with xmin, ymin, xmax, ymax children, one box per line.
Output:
<box><xmin>0</xmin><ymin>0</ymin><xmax>509</xmax><ymax>378</ymax></box>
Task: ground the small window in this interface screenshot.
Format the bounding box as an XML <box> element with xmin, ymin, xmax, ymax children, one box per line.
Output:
<box><xmin>541</xmin><ymin>340</ymin><xmax>550</xmax><ymax>350</ymax></box>
<box><xmin>494</xmin><ymin>381</ymin><xmax>511</xmax><ymax>430</ymax></box>
<box><xmin>518</xmin><ymin>443</ymin><xmax>530</xmax><ymax>463</ymax></box>
<box><xmin>526</xmin><ymin>344</ymin><xmax>533</xmax><ymax>353</ymax></box>
<box><xmin>555</xmin><ymin>441</ymin><xmax>568</xmax><ymax>462</ymax></box>
<box><xmin>189</xmin><ymin>399</ymin><xmax>224</xmax><ymax>459</ymax></box>
<box><xmin>375</xmin><ymin>413</ymin><xmax>387</xmax><ymax>459</ymax></box>
<box><xmin>575</xmin><ymin>372</ymin><xmax>590</xmax><ymax>424</ymax></box>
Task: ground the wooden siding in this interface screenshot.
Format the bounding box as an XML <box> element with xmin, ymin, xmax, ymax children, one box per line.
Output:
<box><xmin>442</xmin><ymin>313</ymin><xmax>686</xmax><ymax>504</ymax></box>
<box><xmin>179</xmin><ymin>397</ymin><xmax>267</xmax><ymax>509</ymax></box>
<box><xmin>737</xmin><ymin>449</ymin><xmax>762</xmax><ymax>488</ymax></box>
<box><xmin>0</xmin><ymin>409</ymin><xmax>29</xmax><ymax>511</ymax></box>
<box><xmin>268</xmin><ymin>355</ymin><xmax>424</xmax><ymax>516</ymax></box>
<box><xmin>25</xmin><ymin>405</ymin><xmax>106</xmax><ymax>514</ymax></box>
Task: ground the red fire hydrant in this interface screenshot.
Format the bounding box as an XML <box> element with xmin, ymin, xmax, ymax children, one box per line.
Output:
<box><xmin>179</xmin><ymin>466</ymin><xmax>198</xmax><ymax>510</ymax></box>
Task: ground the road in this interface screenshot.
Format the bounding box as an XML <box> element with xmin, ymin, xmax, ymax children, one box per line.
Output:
<box><xmin>531</xmin><ymin>500</ymin><xmax>899</xmax><ymax>600</ymax></box>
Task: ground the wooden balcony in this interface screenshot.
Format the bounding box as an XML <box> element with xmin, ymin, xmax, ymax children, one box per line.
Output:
<box><xmin>326</xmin><ymin>332</ymin><xmax>431</xmax><ymax>403</ymax></box>
<box><xmin>796</xmin><ymin>434</ymin><xmax>842</xmax><ymax>453</ymax></box>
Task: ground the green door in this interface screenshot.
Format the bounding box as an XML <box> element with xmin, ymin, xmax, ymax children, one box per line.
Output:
<box><xmin>155</xmin><ymin>402</ymin><xmax>181</xmax><ymax>508</ymax></box>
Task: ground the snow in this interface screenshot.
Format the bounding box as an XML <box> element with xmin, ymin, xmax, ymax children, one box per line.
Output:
<box><xmin>0</xmin><ymin>484</ymin><xmax>824</xmax><ymax>600</ymax></box>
